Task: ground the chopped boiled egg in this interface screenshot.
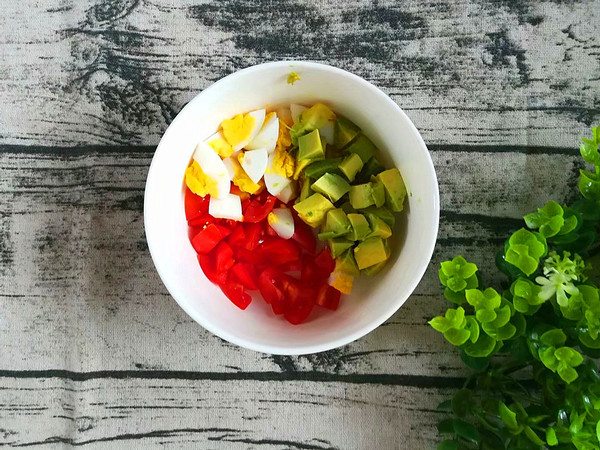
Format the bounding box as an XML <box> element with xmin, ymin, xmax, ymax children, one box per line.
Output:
<box><xmin>209</xmin><ymin>193</ymin><xmax>243</xmax><ymax>221</ymax></box>
<box><xmin>221</xmin><ymin>109</ymin><xmax>265</xmax><ymax>152</ymax></box>
<box><xmin>276</xmin><ymin>181</ymin><xmax>298</xmax><ymax>204</ymax></box>
<box><xmin>185</xmin><ymin>161</ymin><xmax>218</xmax><ymax>198</ymax></box>
<box><xmin>223</xmin><ymin>156</ymin><xmax>262</xmax><ymax>194</ymax></box>
<box><xmin>275</xmin><ymin>106</ymin><xmax>293</xmax><ymax>127</ymax></box>
<box><xmin>239</xmin><ymin>148</ymin><xmax>268</xmax><ymax>184</ymax></box>
<box><xmin>191</xmin><ymin>142</ymin><xmax>231</xmax><ymax>198</ymax></box>
<box><xmin>204</xmin><ymin>131</ymin><xmax>234</xmax><ymax>158</ymax></box>
<box><xmin>319</xmin><ymin>121</ymin><xmax>335</xmax><ymax>145</ymax></box>
<box><xmin>246</xmin><ymin>113</ymin><xmax>279</xmax><ymax>153</ymax></box>
<box><xmin>290</xmin><ymin>104</ymin><xmax>307</xmax><ymax>124</ymax></box>
<box><xmin>267</xmin><ymin>207</ymin><xmax>295</xmax><ymax>239</ymax></box>
<box><xmin>264</xmin><ymin>151</ymin><xmax>291</xmax><ymax>196</ymax></box>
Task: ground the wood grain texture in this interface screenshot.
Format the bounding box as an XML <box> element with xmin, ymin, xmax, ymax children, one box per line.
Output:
<box><xmin>0</xmin><ymin>0</ymin><xmax>599</xmax><ymax>147</ymax></box>
<box><xmin>0</xmin><ymin>375</ymin><xmax>450</xmax><ymax>448</ymax></box>
<box><xmin>0</xmin><ymin>145</ymin><xmax>582</xmax><ymax>376</ymax></box>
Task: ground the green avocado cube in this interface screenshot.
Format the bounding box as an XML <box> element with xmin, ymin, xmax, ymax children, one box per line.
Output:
<box><xmin>328</xmin><ymin>238</ymin><xmax>354</xmax><ymax>258</ymax></box>
<box><xmin>340</xmin><ymin>201</ymin><xmax>356</xmax><ymax>214</ymax></box>
<box><xmin>334</xmin><ymin>117</ymin><xmax>361</xmax><ymax>149</ymax></box>
<box><xmin>366</xmin><ymin>213</ymin><xmax>392</xmax><ymax>239</ymax></box>
<box><xmin>354</xmin><ymin>237</ymin><xmax>388</xmax><ymax>270</ymax></box>
<box><xmin>298</xmin><ymin>129</ymin><xmax>325</xmax><ymax>161</ymax></box>
<box><xmin>304</xmin><ymin>158</ymin><xmax>342</xmax><ymax>179</ymax></box>
<box><xmin>322</xmin><ymin>208</ymin><xmax>351</xmax><ymax>235</ymax></box>
<box><xmin>299</xmin><ymin>177</ymin><xmax>312</xmax><ymax>202</ymax></box>
<box><xmin>336</xmin><ymin>249</ymin><xmax>360</xmax><ymax>276</ymax></box>
<box><xmin>345</xmin><ymin>134</ymin><xmax>376</xmax><ymax>163</ymax></box>
<box><xmin>317</xmin><ymin>230</ymin><xmax>338</xmax><ymax>241</ymax></box>
<box><xmin>363</xmin><ymin>206</ymin><xmax>395</xmax><ymax>228</ymax></box>
<box><xmin>290</xmin><ymin>103</ymin><xmax>336</xmax><ymax>145</ymax></box>
<box><xmin>375</xmin><ymin>168</ymin><xmax>407</xmax><ymax>212</ymax></box>
<box><xmin>358</xmin><ymin>157</ymin><xmax>384</xmax><ymax>182</ymax></box>
<box><xmin>311</xmin><ymin>173</ymin><xmax>351</xmax><ymax>203</ymax></box>
<box><xmin>362</xmin><ymin>260</ymin><xmax>387</xmax><ymax>276</ymax></box>
<box><xmin>349</xmin><ymin>183</ymin><xmax>375</xmax><ymax>209</ymax></box>
<box><xmin>370</xmin><ymin>178</ymin><xmax>386</xmax><ymax>208</ymax></box>
<box><xmin>293</xmin><ymin>193</ymin><xmax>335</xmax><ymax>228</ymax></box>
<box><xmin>339</xmin><ymin>153</ymin><xmax>364</xmax><ymax>182</ymax></box>
<box><xmin>346</xmin><ymin>213</ymin><xmax>371</xmax><ymax>241</ymax></box>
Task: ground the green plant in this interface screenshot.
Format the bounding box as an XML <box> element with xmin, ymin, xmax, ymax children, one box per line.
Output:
<box><xmin>430</xmin><ymin>127</ymin><xmax>600</xmax><ymax>449</ymax></box>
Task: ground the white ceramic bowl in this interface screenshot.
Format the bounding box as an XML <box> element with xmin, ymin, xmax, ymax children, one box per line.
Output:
<box><xmin>144</xmin><ymin>61</ymin><xmax>439</xmax><ymax>355</ymax></box>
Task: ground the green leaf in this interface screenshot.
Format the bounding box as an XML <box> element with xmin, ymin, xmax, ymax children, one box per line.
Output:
<box><xmin>539</xmin><ymin>347</ymin><xmax>559</xmax><ymax>371</ymax></box>
<box><xmin>571</xmin><ymin>199</ymin><xmax>600</xmax><ymax>222</ymax></box>
<box><xmin>523</xmin><ymin>426</ymin><xmax>545</xmax><ymax>446</ymax></box>
<box><xmin>444</xmin><ymin>328</ymin><xmax>470</xmax><ymax>346</ymax></box>
<box><xmin>451</xmin><ymin>389</ymin><xmax>472</xmax><ymax>418</ymax></box>
<box><xmin>555</xmin><ymin>347</ymin><xmax>583</xmax><ymax>366</ymax></box>
<box><xmin>579</xmin><ymin>170</ymin><xmax>600</xmax><ymax>201</ymax></box>
<box><xmin>437</xmin><ymin>418</ymin><xmax>455</xmax><ymax>434</ymax></box>
<box><xmin>437</xmin><ymin>400</ymin><xmax>452</xmax><ymax>411</ymax></box>
<box><xmin>499</xmin><ymin>401</ymin><xmax>518</xmax><ymax>430</ymax></box>
<box><xmin>596</xmin><ymin>419</ymin><xmax>600</xmax><ymax>446</ymax></box>
<box><xmin>459</xmin><ymin>350</ymin><xmax>490</xmax><ymax>371</ymax></box>
<box><xmin>452</xmin><ymin>419</ymin><xmax>480</xmax><ymax>444</ymax></box>
<box><xmin>465</xmin><ymin>316</ymin><xmax>480</xmax><ymax>343</ymax></box>
<box><xmin>546</xmin><ymin>427</ymin><xmax>558</xmax><ymax>446</ymax></box>
<box><xmin>476</xmin><ymin>309</ymin><xmax>497</xmax><ymax>323</ymax></box>
<box><xmin>540</xmin><ymin>329</ymin><xmax>567</xmax><ymax>347</ymax></box>
<box><xmin>444</xmin><ymin>288</ymin><xmax>467</xmax><ymax>305</ymax></box>
<box><xmin>429</xmin><ymin>316</ymin><xmax>451</xmax><ymax>333</ymax></box>
<box><xmin>437</xmin><ymin>440</ymin><xmax>458</xmax><ymax>450</ymax></box>
<box><xmin>463</xmin><ymin>333</ymin><xmax>497</xmax><ymax>357</ymax></box>
<box><xmin>580</xmin><ymin>139</ymin><xmax>600</xmax><ymax>166</ymax></box>
<box><xmin>524</xmin><ymin>201</ymin><xmax>565</xmax><ymax>238</ymax></box>
<box><xmin>557</xmin><ymin>365</ymin><xmax>579</xmax><ymax>383</ymax></box>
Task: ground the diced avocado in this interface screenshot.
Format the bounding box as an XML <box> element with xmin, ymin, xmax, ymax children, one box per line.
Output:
<box><xmin>366</xmin><ymin>213</ymin><xmax>392</xmax><ymax>239</ymax></box>
<box><xmin>293</xmin><ymin>193</ymin><xmax>335</xmax><ymax>227</ymax></box>
<box><xmin>346</xmin><ymin>213</ymin><xmax>371</xmax><ymax>241</ymax></box>
<box><xmin>304</xmin><ymin>158</ymin><xmax>342</xmax><ymax>179</ymax></box>
<box><xmin>311</xmin><ymin>173</ymin><xmax>351</xmax><ymax>203</ymax></box>
<box><xmin>358</xmin><ymin>157</ymin><xmax>384</xmax><ymax>182</ymax></box>
<box><xmin>290</xmin><ymin>103</ymin><xmax>336</xmax><ymax>145</ymax></box>
<box><xmin>371</xmin><ymin>178</ymin><xmax>385</xmax><ymax>208</ymax></box>
<box><xmin>334</xmin><ymin>117</ymin><xmax>361</xmax><ymax>149</ymax></box>
<box><xmin>318</xmin><ymin>230</ymin><xmax>338</xmax><ymax>241</ymax></box>
<box><xmin>339</xmin><ymin>153</ymin><xmax>364</xmax><ymax>182</ymax></box>
<box><xmin>299</xmin><ymin>177</ymin><xmax>312</xmax><ymax>202</ymax></box>
<box><xmin>322</xmin><ymin>208</ymin><xmax>351</xmax><ymax>235</ymax></box>
<box><xmin>362</xmin><ymin>260</ymin><xmax>387</xmax><ymax>276</ymax></box>
<box><xmin>293</xmin><ymin>159</ymin><xmax>312</xmax><ymax>180</ymax></box>
<box><xmin>335</xmin><ymin>249</ymin><xmax>360</xmax><ymax>276</ymax></box>
<box><xmin>363</xmin><ymin>206</ymin><xmax>395</xmax><ymax>228</ymax></box>
<box><xmin>354</xmin><ymin>237</ymin><xmax>388</xmax><ymax>270</ymax></box>
<box><xmin>375</xmin><ymin>168</ymin><xmax>407</xmax><ymax>212</ymax></box>
<box><xmin>349</xmin><ymin>183</ymin><xmax>375</xmax><ymax>209</ymax></box>
<box><xmin>340</xmin><ymin>201</ymin><xmax>356</xmax><ymax>214</ymax></box>
<box><xmin>329</xmin><ymin>271</ymin><xmax>354</xmax><ymax>294</ymax></box>
<box><xmin>328</xmin><ymin>238</ymin><xmax>354</xmax><ymax>258</ymax></box>
<box><xmin>345</xmin><ymin>134</ymin><xmax>376</xmax><ymax>163</ymax></box>
<box><xmin>298</xmin><ymin>129</ymin><xmax>325</xmax><ymax>161</ymax></box>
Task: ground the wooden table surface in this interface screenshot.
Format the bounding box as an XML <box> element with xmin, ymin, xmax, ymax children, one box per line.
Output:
<box><xmin>1</xmin><ymin>0</ymin><xmax>599</xmax><ymax>448</ymax></box>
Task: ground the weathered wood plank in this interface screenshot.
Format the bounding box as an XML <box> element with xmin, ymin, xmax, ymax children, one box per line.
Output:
<box><xmin>1</xmin><ymin>0</ymin><xmax>599</xmax><ymax>147</ymax></box>
<box><xmin>0</xmin><ymin>376</ymin><xmax>450</xmax><ymax>448</ymax></box>
<box><xmin>0</xmin><ymin>146</ymin><xmax>581</xmax><ymax>375</ymax></box>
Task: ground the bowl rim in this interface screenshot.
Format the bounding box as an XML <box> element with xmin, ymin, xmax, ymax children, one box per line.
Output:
<box><xmin>144</xmin><ymin>60</ymin><xmax>440</xmax><ymax>355</ymax></box>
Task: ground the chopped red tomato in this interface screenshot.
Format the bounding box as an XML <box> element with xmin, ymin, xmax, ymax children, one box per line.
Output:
<box><xmin>231</xmin><ymin>263</ymin><xmax>258</xmax><ymax>290</ymax></box>
<box><xmin>243</xmin><ymin>194</ymin><xmax>277</xmax><ymax>223</ymax></box>
<box><xmin>258</xmin><ymin>267</ymin><xmax>286</xmax><ymax>308</ymax></box>
<box><xmin>280</xmin><ymin>259</ymin><xmax>303</xmax><ymax>272</ymax></box>
<box><xmin>198</xmin><ymin>254</ymin><xmax>227</xmax><ymax>285</ymax></box>
<box><xmin>254</xmin><ymin>237</ymin><xmax>300</xmax><ymax>265</ymax></box>
<box><xmin>315</xmin><ymin>284</ymin><xmax>341</xmax><ymax>310</ymax></box>
<box><xmin>191</xmin><ymin>223</ymin><xmax>226</xmax><ymax>254</ymax></box>
<box><xmin>228</xmin><ymin>225</ymin><xmax>246</xmax><ymax>248</ymax></box>
<box><xmin>314</xmin><ymin>247</ymin><xmax>335</xmax><ymax>274</ymax></box>
<box><xmin>214</xmin><ymin>224</ymin><xmax>233</xmax><ymax>238</ymax></box>
<box><xmin>220</xmin><ymin>282</ymin><xmax>252</xmax><ymax>310</ymax></box>
<box><xmin>214</xmin><ymin>241</ymin><xmax>235</xmax><ymax>274</ymax></box>
<box><xmin>291</xmin><ymin>214</ymin><xmax>317</xmax><ymax>254</ymax></box>
<box><xmin>243</xmin><ymin>222</ymin><xmax>264</xmax><ymax>250</ymax></box>
<box><xmin>188</xmin><ymin>213</ymin><xmax>213</xmax><ymax>228</ymax></box>
<box><xmin>185</xmin><ymin>188</ymin><xmax>209</xmax><ymax>221</ymax></box>
<box><xmin>265</xmin><ymin>224</ymin><xmax>278</xmax><ymax>237</ymax></box>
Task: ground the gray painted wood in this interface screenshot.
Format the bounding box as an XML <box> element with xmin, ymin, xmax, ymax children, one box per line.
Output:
<box><xmin>1</xmin><ymin>0</ymin><xmax>599</xmax><ymax>447</ymax></box>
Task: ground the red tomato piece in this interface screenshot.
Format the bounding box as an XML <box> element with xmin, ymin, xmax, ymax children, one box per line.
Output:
<box><xmin>215</xmin><ymin>224</ymin><xmax>233</xmax><ymax>238</ymax></box>
<box><xmin>300</xmin><ymin>258</ymin><xmax>324</xmax><ymax>285</ymax></box>
<box><xmin>231</xmin><ymin>263</ymin><xmax>258</xmax><ymax>290</ymax></box>
<box><xmin>280</xmin><ymin>259</ymin><xmax>303</xmax><ymax>272</ymax></box>
<box><xmin>185</xmin><ymin>188</ymin><xmax>210</xmax><ymax>221</ymax></box>
<box><xmin>214</xmin><ymin>241</ymin><xmax>235</xmax><ymax>274</ymax></box>
<box><xmin>191</xmin><ymin>223</ymin><xmax>225</xmax><ymax>254</ymax></box>
<box><xmin>315</xmin><ymin>284</ymin><xmax>341</xmax><ymax>310</ymax></box>
<box><xmin>255</xmin><ymin>237</ymin><xmax>300</xmax><ymax>265</ymax></box>
<box><xmin>243</xmin><ymin>195</ymin><xmax>277</xmax><ymax>223</ymax></box>
<box><xmin>291</xmin><ymin>214</ymin><xmax>317</xmax><ymax>255</ymax></box>
<box><xmin>265</xmin><ymin>224</ymin><xmax>278</xmax><ymax>237</ymax></box>
<box><xmin>188</xmin><ymin>213</ymin><xmax>213</xmax><ymax>228</ymax></box>
<box><xmin>313</xmin><ymin>247</ymin><xmax>335</xmax><ymax>274</ymax></box>
<box><xmin>283</xmin><ymin>284</ymin><xmax>315</xmax><ymax>325</ymax></box>
<box><xmin>258</xmin><ymin>267</ymin><xmax>286</xmax><ymax>308</ymax></box>
<box><xmin>228</xmin><ymin>225</ymin><xmax>246</xmax><ymax>248</ymax></box>
<box><xmin>236</xmin><ymin>248</ymin><xmax>257</xmax><ymax>264</ymax></box>
<box><xmin>220</xmin><ymin>282</ymin><xmax>252</xmax><ymax>310</ymax></box>
<box><xmin>197</xmin><ymin>254</ymin><xmax>227</xmax><ymax>285</ymax></box>
<box><xmin>243</xmin><ymin>222</ymin><xmax>264</xmax><ymax>251</ymax></box>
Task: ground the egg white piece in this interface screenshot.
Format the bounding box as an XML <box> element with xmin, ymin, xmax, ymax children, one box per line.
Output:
<box><xmin>240</xmin><ymin>148</ymin><xmax>268</xmax><ymax>184</ymax></box>
<box><xmin>319</xmin><ymin>121</ymin><xmax>335</xmax><ymax>145</ymax></box>
<box><xmin>233</xmin><ymin>109</ymin><xmax>266</xmax><ymax>151</ymax></box>
<box><xmin>268</xmin><ymin>208</ymin><xmax>295</xmax><ymax>240</ymax></box>
<box><xmin>275</xmin><ymin>106</ymin><xmax>292</xmax><ymax>125</ymax></box>
<box><xmin>209</xmin><ymin>193</ymin><xmax>243</xmax><ymax>221</ymax></box>
<box><xmin>222</xmin><ymin>157</ymin><xmax>237</xmax><ymax>180</ymax></box>
<box><xmin>264</xmin><ymin>152</ymin><xmax>291</xmax><ymax>196</ymax></box>
<box><xmin>290</xmin><ymin>104</ymin><xmax>307</xmax><ymax>124</ymax></box>
<box><xmin>246</xmin><ymin>113</ymin><xmax>279</xmax><ymax>153</ymax></box>
<box><xmin>192</xmin><ymin>142</ymin><xmax>231</xmax><ymax>198</ymax></box>
<box><xmin>275</xmin><ymin>181</ymin><xmax>297</xmax><ymax>204</ymax></box>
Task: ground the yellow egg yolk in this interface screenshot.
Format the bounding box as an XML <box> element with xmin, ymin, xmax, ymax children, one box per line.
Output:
<box><xmin>221</xmin><ymin>114</ymin><xmax>256</xmax><ymax>148</ymax></box>
<box><xmin>185</xmin><ymin>161</ymin><xmax>219</xmax><ymax>197</ymax></box>
<box><xmin>206</xmin><ymin>136</ymin><xmax>234</xmax><ymax>158</ymax></box>
<box><xmin>228</xmin><ymin>157</ymin><xmax>262</xmax><ymax>194</ymax></box>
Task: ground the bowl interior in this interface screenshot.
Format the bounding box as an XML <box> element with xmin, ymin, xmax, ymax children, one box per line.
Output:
<box><xmin>144</xmin><ymin>61</ymin><xmax>439</xmax><ymax>354</ymax></box>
